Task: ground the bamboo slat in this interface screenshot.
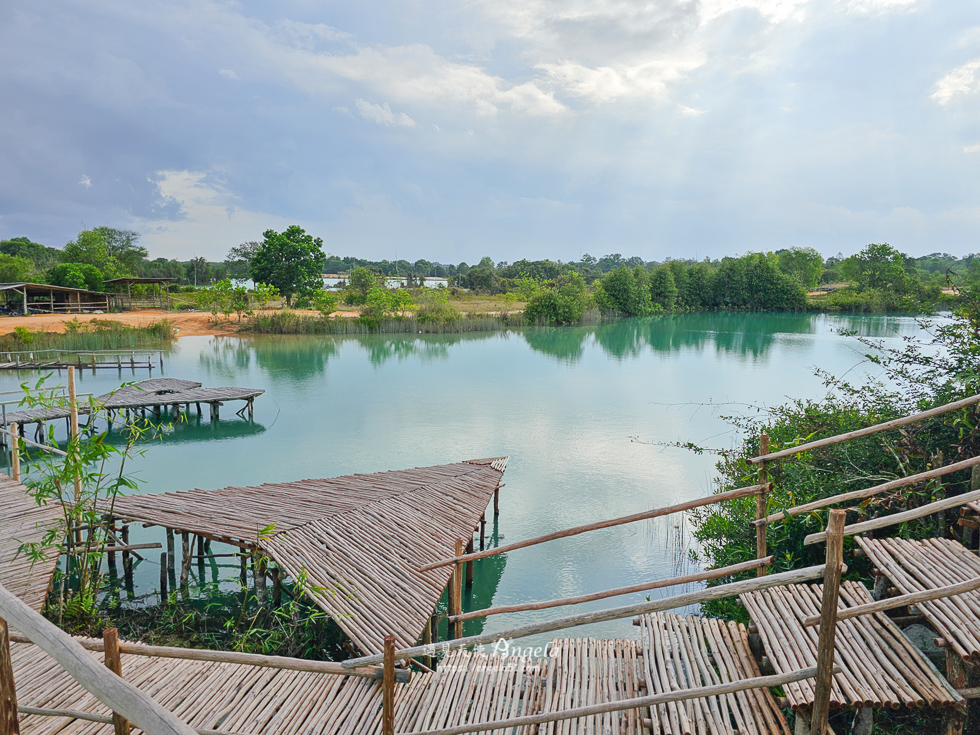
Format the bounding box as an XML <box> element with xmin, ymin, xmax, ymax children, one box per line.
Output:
<box><xmin>856</xmin><ymin>536</ymin><xmax>980</xmax><ymax>662</ymax></box>
<box><xmin>0</xmin><ymin>474</ymin><xmax>60</xmax><ymax>614</ymax></box>
<box><xmin>739</xmin><ymin>581</ymin><xmax>956</xmax><ymax>711</ymax></box>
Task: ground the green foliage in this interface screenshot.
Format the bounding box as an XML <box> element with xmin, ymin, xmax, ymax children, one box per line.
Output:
<box><xmin>198</xmin><ymin>279</ymin><xmax>234</xmax><ymax>320</ymax></box>
<box><xmin>713</xmin><ymin>253</ymin><xmax>807</xmax><ymax>311</ymax></box>
<box><xmin>360</xmin><ymin>286</ymin><xmax>416</xmax><ymax>327</ymax></box>
<box><xmin>344</xmin><ymin>266</ymin><xmax>382</xmax><ymax>305</ymax></box>
<box><xmin>46</xmin><ymin>262</ymin><xmax>104</xmax><ymax>292</ymax></box>
<box><xmin>0</xmin><ymin>236</ymin><xmax>61</xmax><ymax>271</ymax></box>
<box><xmin>62</xmin><ymin>229</ymin><xmax>128</xmax><ymax>279</ymax></box>
<box><xmin>251</xmin><ymin>283</ymin><xmax>279</xmax><ymax>310</ymax></box>
<box><xmin>649</xmin><ymin>265</ymin><xmax>678</xmax><ymax>310</ymax></box>
<box><xmin>524</xmin><ymin>273</ymin><xmax>593</xmax><ymax>325</ymax></box>
<box><xmin>309</xmin><ymin>288</ymin><xmax>340</xmax><ymax>316</ymax></box>
<box><xmin>0</xmin><ymin>253</ymin><xmax>34</xmax><ymax>282</ymax></box>
<box><xmin>250</xmin><ymin>226</ymin><xmax>327</xmax><ymax>306</ymax></box>
<box><xmin>12</xmin><ymin>326</ymin><xmax>33</xmax><ymax>344</ymax></box>
<box><xmin>689</xmin><ymin>295</ymin><xmax>980</xmax><ymax>617</ymax></box>
<box><xmin>841</xmin><ymin>243</ymin><xmax>916</xmax><ymax>293</ymax></box>
<box><xmin>595</xmin><ymin>266</ymin><xmax>652</xmax><ymax>316</ymax></box>
<box><xmin>777</xmin><ymin>247</ymin><xmax>824</xmax><ymax>289</ymax></box>
<box><xmin>416</xmin><ymin>290</ymin><xmax>462</xmax><ymax>325</ymax></box>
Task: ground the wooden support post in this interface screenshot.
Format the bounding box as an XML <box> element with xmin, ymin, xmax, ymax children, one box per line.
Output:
<box><xmin>247</xmin><ymin>398</ymin><xmax>254</xmax><ymax>420</ymax></box>
<box><xmin>810</xmin><ymin>509</ymin><xmax>845</xmax><ymax>735</ymax></box>
<box><xmin>9</xmin><ymin>425</ymin><xmax>18</xmax><ymax>484</ymax></box>
<box><xmin>196</xmin><ymin>536</ymin><xmax>205</xmax><ymax>576</ymax></box>
<box><xmin>159</xmin><ymin>553</ymin><xmax>168</xmax><ymax>603</ymax></box>
<box><xmin>422</xmin><ymin>616</ymin><xmax>433</xmax><ymax>669</ymax></box>
<box><xmin>756</xmin><ymin>433</ymin><xmax>769</xmax><ymax>576</ymax></box>
<box><xmin>382</xmin><ymin>635</ymin><xmax>396</xmax><ymax>735</ymax></box>
<box><xmin>430</xmin><ymin>612</ymin><xmax>439</xmax><ymax>658</ymax></box>
<box><xmin>451</xmin><ymin>539</ymin><xmax>463</xmax><ymax>639</ymax></box>
<box><xmin>166</xmin><ymin>529</ymin><xmax>175</xmax><ymax>588</ymax></box>
<box><xmin>0</xmin><ymin>618</ymin><xmax>19</xmax><ymax>735</ymax></box>
<box><xmin>179</xmin><ymin>533</ymin><xmax>191</xmax><ymax>589</ymax></box>
<box><xmin>68</xmin><ymin>368</ymin><xmax>82</xmax><ymax>545</ymax></box>
<box><xmin>465</xmin><ymin>539</ymin><xmax>474</xmax><ymax>587</ymax></box>
<box><xmin>479</xmin><ymin>514</ymin><xmax>486</xmax><ymax>551</ymax></box>
<box><xmin>271</xmin><ymin>568</ymin><xmax>282</xmax><ymax>608</ymax></box>
<box><xmin>239</xmin><ymin>552</ymin><xmax>248</xmax><ymax>588</ymax></box>
<box><xmin>102</xmin><ymin>628</ymin><xmax>131</xmax><ymax>735</ymax></box>
<box><xmin>120</xmin><ymin>526</ymin><xmax>133</xmax><ymax>595</ymax></box>
<box><xmin>253</xmin><ymin>552</ymin><xmax>267</xmax><ymax>605</ymax></box>
<box><xmin>494</xmin><ymin>486</ymin><xmax>500</xmax><ymax>516</ymax></box>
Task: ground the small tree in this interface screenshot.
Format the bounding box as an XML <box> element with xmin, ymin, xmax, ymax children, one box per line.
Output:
<box><xmin>250</xmin><ymin>226</ymin><xmax>326</xmax><ymax>306</ymax></box>
<box><xmin>251</xmin><ymin>283</ymin><xmax>279</xmax><ymax>311</ymax></box>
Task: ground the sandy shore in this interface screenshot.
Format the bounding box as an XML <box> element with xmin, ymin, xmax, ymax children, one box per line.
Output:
<box><xmin>0</xmin><ymin>310</ymin><xmax>239</xmax><ymax>337</ymax></box>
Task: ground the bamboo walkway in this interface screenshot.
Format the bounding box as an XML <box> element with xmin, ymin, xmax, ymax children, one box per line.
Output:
<box><xmin>106</xmin><ymin>458</ymin><xmax>509</xmax><ymax>655</ymax></box>
<box><xmin>739</xmin><ymin>581</ymin><xmax>957</xmax><ymax>711</ymax></box>
<box><xmin>856</xmin><ymin>536</ymin><xmax>980</xmax><ymax>662</ymax></box>
<box><xmin>2</xmin><ymin>378</ymin><xmax>263</xmax><ymax>426</ymax></box>
<box><xmin>637</xmin><ymin>613</ymin><xmax>790</xmax><ymax>735</ymax></box>
<box><xmin>10</xmin><ymin>638</ymin><xmax>645</xmax><ymax>735</ymax></box>
<box><xmin>0</xmin><ymin>474</ymin><xmax>60</xmax><ymax>614</ymax></box>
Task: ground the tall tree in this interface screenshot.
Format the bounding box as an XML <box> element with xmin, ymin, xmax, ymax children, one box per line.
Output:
<box><xmin>250</xmin><ymin>226</ymin><xmax>326</xmax><ymax>305</ymax></box>
<box><xmin>93</xmin><ymin>227</ymin><xmax>146</xmax><ymax>274</ymax></box>
<box><xmin>777</xmin><ymin>247</ymin><xmax>824</xmax><ymax>289</ymax></box>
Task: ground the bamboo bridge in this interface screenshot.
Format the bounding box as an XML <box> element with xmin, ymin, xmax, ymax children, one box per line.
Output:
<box><xmin>2</xmin><ymin>393</ymin><xmax>980</xmax><ymax>734</ymax></box>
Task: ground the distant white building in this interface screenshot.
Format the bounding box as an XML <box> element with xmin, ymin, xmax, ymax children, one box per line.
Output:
<box><xmin>322</xmin><ymin>274</ymin><xmax>448</xmax><ymax>290</ymax></box>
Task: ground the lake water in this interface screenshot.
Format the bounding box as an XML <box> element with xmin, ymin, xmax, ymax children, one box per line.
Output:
<box><xmin>3</xmin><ymin>312</ymin><xmax>930</xmax><ymax>651</ymax></box>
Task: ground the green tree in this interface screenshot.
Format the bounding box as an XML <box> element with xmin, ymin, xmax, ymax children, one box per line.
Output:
<box><xmin>94</xmin><ymin>227</ymin><xmax>146</xmax><ymax>274</ymax></box>
<box><xmin>595</xmin><ymin>265</ymin><xmax>651</xmax><ymax>316</ymax></box>
<box><xmin>649</xmin><ymin>266</ymin><xmax>678</xmax><ymax>311</ymax></box>
<box><xmin>777</xmin><ymin>247</ymin><xmax>824</xmax><ymax>289</ymax></box>
<box><xmin>0</xmin><ymin>253</ymin><xmax>34</xmax><ymax>282</ymax></box>
<box><xmin>524</xmin><ymin>273</ymin><xmax>592</xmax><ymax>325</ymax></box>
<box><xmin>344</xmin><ymin>266</ymin><xmax>382</xmax><ymax>305</ymax></box>
<box><xmin>62</xmin><ymin>230</ymin><xmax>124</xmax><ymax>279</ymax></box>
<box><xmin>842</xmin><ymin>243</ymin><xmax>915</xmax><ymax>292</ymax></box>
<box><xmin>0</xmin><ymin>237</ymin><xmax>60</xmax><ymax>271</ymax></box>
<box><xmin>46</xmin><ymin>263</ymin><xmax>104</xmax><ymax>292</ymax></box>
<box><xmin>226</xmin><ymin>241</ymin><xmax>260</xmax><ymax>279</ymax></box>
<box><xmin>250</xmin><ymin>226</ymin><xmax>327</xmax><ymax>306</ymax></box>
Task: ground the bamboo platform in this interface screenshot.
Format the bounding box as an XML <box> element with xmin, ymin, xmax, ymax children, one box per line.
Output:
<box><xmin>9</xmin><ymin>638</ymin><xmax>647</xmax><ymax>735</ymax></box>
<box><xmin>637</xmin><ymin>613</ymin><xmax>790</xmax><ymax>735</ymax></box>
<box><xmin>0</xmin><ymin>474</ymin><xmax>60</xmax><ymax>614</ymax></box>
<box><xmin>2</xmin><ymin>378</ymin><xmax>263</xmax><ymax>427</ymax></box>
<box><xmin>739</xmin><ymin>581</ymin><xmax>957</xmax><ymax>711</ymax></box>
<box><xmin>856</xmin><ymin>536</ymin><xmax>980</xmax><ymax>662</ymax></box>
<box><xmin>106</xmin><ymin>458</ymin><xmax>509</xmax><ymax>655</ymax></box>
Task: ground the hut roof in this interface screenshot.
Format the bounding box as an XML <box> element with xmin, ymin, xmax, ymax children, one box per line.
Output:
<box><xmin>108</xmin><ymin>458</ymin><xmax>508</xmax><ymax>654</ymax></box>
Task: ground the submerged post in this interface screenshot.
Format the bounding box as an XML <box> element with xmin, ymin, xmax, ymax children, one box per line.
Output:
<box><xmin>465</xmin><ymin>538</ymin><xmax>474</xmax><ymax>587</ymax></box>
<box><xmin>0</xmin><ymin>618</ymin><xmax>19</xmax><ymax>735</ymax></box>
<box><xmin>9</xmin><ymin>425</ymin><xmax>18</xmax><ymax>483</ymax></box>
<box><xmin>382</xmin><ymin>635</ymin><xmax>395</xmax><ymax>735</ymax></box>
<box><xmin>810</xmin><ymin>509</ymin><xmax>845</xmax><ymax>735</ymax></box>
<box><xmin>159</xmin><ymin>553</ymin><xmax>168</xmax><ymax>604</ymax></box>
<box><xmin>756</xmin><ymin>433</ymin><xmax>769</xmax><ymax>576</ymax></box>
<box><xmin>102</xmin><ymin>628</ymin><xmax>131</xmax><ymax>735</ymax></box>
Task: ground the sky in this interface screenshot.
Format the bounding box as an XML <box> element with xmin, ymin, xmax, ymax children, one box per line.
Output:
<box><xmin>1</xmin><ymin>0</ymin><xmax>978</xmax><ymax>264</ymax></box>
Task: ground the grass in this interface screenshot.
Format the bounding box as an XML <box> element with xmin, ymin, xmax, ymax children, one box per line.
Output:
<box><xmin>0</xmin><ymin>319</ymin><xmax>177</xmax><ymax>353</ymax></box>
<box><xmin>240</xmin><ymin>311</ymin><xmax>527</xmax><ymax>335</ymax></box>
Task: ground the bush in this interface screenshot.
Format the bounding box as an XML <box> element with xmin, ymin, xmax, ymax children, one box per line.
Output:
<box><xmin>524</xmin><ymin>273</ymin><xmax>592</xmax><ymax>325</ymax></box>
<box><xmin>416</xmin><ymin>292</ymin><xmax>462</xmax><ymax>325</ymax></box>
<box><xmin>47</xmin><ymin>263</ymin><xmax>104</xmax><ymax>292</ymax></box>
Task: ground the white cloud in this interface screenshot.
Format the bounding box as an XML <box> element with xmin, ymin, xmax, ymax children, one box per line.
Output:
<box><xmin>932</xmin><ymin>58</ymin><xmax>980</xmax><ymax>105</ymax></box>
<box><xmin>539</xmin><ymin>54</ymin><xmax>704</xmax><ymax>103</ymax></box>
<box><xmin>79</xmin><ymin>174</ymin><xmax>92</xmax><ymax>188</ymax></box>
<box><xmin>846</xmin><ymin>0</ymin><xmax>917</xmax><ymax>15</ymax></box>
<box><xmin>218</xmin><ymin>68</ymin><xmax>238</xmax><ymax>80</ymax></box>
<box><xmin>355</xmin><ymin>99</ymin><xmax>417</xmax><ymax>127</ymax></box>
<box><xmin>965</xmin><ymin>144</ymin><xmax>980</xmax><ymax>154</ymax></box>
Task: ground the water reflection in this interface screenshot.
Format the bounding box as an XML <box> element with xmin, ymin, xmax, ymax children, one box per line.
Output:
<box><xmin>522</xmin><ymin>327</ymin><xmax>590</xmax><ymax>363</ymax></box>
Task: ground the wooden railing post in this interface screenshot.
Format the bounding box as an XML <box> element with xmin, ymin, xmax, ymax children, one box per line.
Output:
<box><xmin>9</xmin><ymin>425</ymin><xmax>18</xmax><ymax>484</ymax></box>
<box><xmin>102</xmin><ymin>628</ymin><xmax>131</xmax><ymax>735</ymax></box>
<box><xmin>756</xmin><ymin>433</ymin><xmax>769</xmax><ymax>576</ymax></box>
<box><xmin>382</xmin><ymin>635</ymin><xmax>395</xmax><ymax>735</ymax></box>
<box><xmin>451</xmin><ymin>539</ymin><xmax>463</xmax><ymax>639</ymax></box>
<box><xmin>810</xmin><ymin>509</ymin><xmax>845</xmax><ymax>735</ymax></box>
<box><xmin>0</xmin><ymin>618</ymin><xmax>19</xmax><ymax>735</ymax></box>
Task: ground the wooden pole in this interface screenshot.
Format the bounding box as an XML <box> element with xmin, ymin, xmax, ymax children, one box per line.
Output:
<box><xmin>421</xmin><ymin>483</ymin><xmax>768</xmax><ymax>572</ymax></box>
<box><xmin>9</xmin><ymin>425</ymin><xmax>18</xmax><ymax>483</ymax></box>
<box><xmin>452</xmin><ymin>539</ymin><xmax>463</xmax><ymax>639</ymax></box>
<box><xmin>382</xmin><ymin>635</ymin><xmax>395</xmax><ymax>735</ymax></box>
<box><xmin>422</xmin><ymin>617</ymin><xmax>433</xmax><ymax>669</ymax></box>
<box><xmin>465</xmin><ymin>539</ymin><xmax>474</xmax><ymax>587</ymax></box>
<box><xmin>0</xmin><ymin>618</ymin><xmax>19</xmax><ymax>735</ymax></box>
<box><xmin>756</xmin><ymin>433</ymin><xmax>769</xmax><ymax>576</ymax></box>
<box><xmin>166</xmin><ymin>529</ymin><xmax>176</xmax><ymax>588</ymax></box>
<box><xmin>810</xmin><ymin>509</ymin><xmax>845</xmax><ymax>735</ymax></box>
<box><xmin>748</xmin><ymin>393</ymin><xmax>980</xmax><ymax>465</ymax></box>
<box><xmin>344</xmin><ymin>563</ymin><xmax>828</xmax><ymax>669</ymax></box>
<box><xmin>120</xmin><ymin>526</ymin><xmax>133</xmax><ymax>595</ymax></box>
<box><xmin>159</xmin><ymin>553</ymin><xmax>168</xmax><ymax>604</ymax></box>
<box><xmin>102</xmin><ymin>628</ymin><xmax>131</xmax><ymax>735</ymax></box>
<box><xmin>180</xmin><ymin>533</ymin><xmax>191</xmax><ymax>589</ymax></box>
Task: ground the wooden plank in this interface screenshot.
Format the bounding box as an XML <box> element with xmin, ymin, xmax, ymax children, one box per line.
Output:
<box><xmin>810</xmin><ymin>510</ymin><xmax>845</xmax><ymax>735</ymax></box>
<box><xmin>0</xmin><ymin>619</ymin><xmax>18</xmax><ymax>735</ymax></box>
<box><xmin>0</xmin><ymin>582</ymin><xmax>198</xmax><ymax>735</ymax></box>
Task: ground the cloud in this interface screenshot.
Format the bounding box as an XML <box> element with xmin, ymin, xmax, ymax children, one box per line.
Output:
<box><xmin>79</xmin><ymin>175</ymin><xmax>92</xmax><ymax>188</ymax></box>
<box><xmin>218</xmin><ymin>68</ymin><xmax>239</xmax><ymax>80</ymax></box>
<box><xmin>932</xmin><ymin>58</ymin><xmax>980</xmax><ymax>105</ymax></box>
<box><xmin>355</xmin><ymin>99</ymin><xmax>417</xmax><ymax>127</ymax></box>
<box><xmin>965</xmin><ymin>144</ymin><xmax>980</xmax><ymax>154</ymax></box>
<box><xmin>539</xmin><ymin>55</ymin><xmax>704</xmax><ymax>103</ymax></box>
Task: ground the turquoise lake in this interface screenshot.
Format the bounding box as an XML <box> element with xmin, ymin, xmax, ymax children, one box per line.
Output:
<box><xmin>0</xmin><ymin>312</ymin><xmax>930</xmax><ymax>651</ymax></box>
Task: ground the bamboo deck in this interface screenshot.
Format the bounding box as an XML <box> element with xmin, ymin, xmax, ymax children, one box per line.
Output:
<box><xmin>0</xmin><ymin>474</ymin><xmax>60</xmax><ymax>614</ymax></box>
<box><xmin>637</xmin><ymin>613</ymin><xmax>790</xmax><ymax>735</ymax></box>
<box><xmin>856</xmin><ymin>536</ymin><xmax>980</xmax><ymax>662</ymax></box>
<box><xmin>740</xmin><ymin>581</ymin><xmax>957</xmax><ymax>711</ymax></box>
<box><xmin>2</xmin><ymin>378</ymin><xmax>263</xmax><ymax>426</ymax></box>
<box><xmin>107</xmin><ymin>458</ymin><xmax>509</xmax><ymax>655</ymax></box>
<box><xmin>10</xmin><ymin>638</ymin><xmax>647</xmax><ymax>735</ymax></box>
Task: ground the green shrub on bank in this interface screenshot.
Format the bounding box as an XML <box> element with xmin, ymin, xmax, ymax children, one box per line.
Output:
<box><xmin>241</xmin><ymin>311</ymin><xmax>525</xmax><ymax>334</ymax></box>
<box><xmin>688</xmin><ymin>294</ymin><xmax>980</xmax><ymax>620</ymax></box>
<box><xmin>0</xmin><ymin>319</ymin><xmax>175</xmax><ymax>352</ymax></box>
<box><xmin>524</xmin><ymin>273</ymin><xmax>593</xmax><ymax>325</ymax></box>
